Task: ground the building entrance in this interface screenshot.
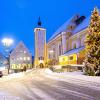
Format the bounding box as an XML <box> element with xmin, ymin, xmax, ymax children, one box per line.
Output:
<box><xmin>39</xmin><ymin>63</ymin><xmax>44</xmax><ymax>68</ymax></box>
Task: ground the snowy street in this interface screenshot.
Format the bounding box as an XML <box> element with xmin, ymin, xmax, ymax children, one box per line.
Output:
<box><xmin>0</xmin><ymin>69</ymin><xmax>100</xmax><ymax>100</ymax></box>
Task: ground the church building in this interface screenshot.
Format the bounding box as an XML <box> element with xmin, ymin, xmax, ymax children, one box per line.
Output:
<box><xmin>47</xmin><ymin>14</ymin><xmax>90</xmax><ymax>66</ymax></box>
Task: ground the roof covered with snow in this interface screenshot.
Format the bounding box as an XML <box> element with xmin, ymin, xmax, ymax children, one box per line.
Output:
<box><xmin>48</xmin><ymin>15</ymin><xmax>77</xmax><ymax>42</ymax></box>
<box><xmin>48</xmin><ymin>15</ymin><xmax>91</xmax><ymax>42</ymax></box>
<box><xmin>61</xmin><ymin>46</ymin><xmax>85</xmax><ymax>56</ymax></box>
<box><xmin>10</xmin><ymin>41</ymin><xmax>32</xmax><ymax>57</ymax></box>
<box><xmin>73</xmin><ymin>16</ymin><xmax>91</xmax><ymax>34</ymax></box>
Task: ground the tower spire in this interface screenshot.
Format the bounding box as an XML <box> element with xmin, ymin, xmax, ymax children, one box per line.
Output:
<box><xmin>38</xmin><ymin>16</ymin><xmax>42</xmax><ymax>26</ymax></box>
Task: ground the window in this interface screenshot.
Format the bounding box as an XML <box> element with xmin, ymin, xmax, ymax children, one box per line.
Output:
<box><xmin>49</xmin><ymin>54</ymin><xmax>50</xmax><ymax>59</ymax></box>
<box><xmin>59</xmin><ymin>45</ymin><xmax>62</xmax><ymax>55</ymax></box>
<box><xmin>27</xmin><ymin>57</ymin><xmax>30</xmax><ymax>61</ymax></box>
<box><xmin>63</xmin><ymin>58</ymin><xmax>65</xmax><ymax>61</ymax></box>
<box><xmin>24</xmin><ymin>51</ymin><xmax>26</xmax><ymax>53</ymax></box>
<box><xmin>24</xmin><ymin>57</ymin><xmax>26</xmax><ymax>61</ymax></box>
<box><xmin>75</xmin><ymin>16</ymin><xmax>86</xmax><ymax>25</ymax></box>
<box><xmin>20</xmin><ymin>44</ymin><xmax>23</xmax><ymax>48</ymax></box>
<box><xmin>70</xmin><ymin>26</ymin><xmax>73</xmax><ymax>30</ymax></box>
<box><xmin>17</xmin><ymin>58</ymin><xmax>19</xmax><ymax>60</ymax></box>
<box><xmin>74</xmin><ymin>43</ymin><xmax>76</xmax><ymax>49</ymax></box>
<box><xmin>20</xmin><ymin>57</ymin><xmax>22</xmax><ymax>60</ymax></box>
<box><xmin>39</xmin><ymin>57</ymin><xmax>44</xmax><ymax>60</ymax></box>
<box><xmin>53</xmin><ymin>48</ymin><xmax>55</xmax><ymax>58</ymax></box>
<box><xmin>69</xmin><ymin>56</ymin><xmax>73</xmax><ymax>60</ymax></box>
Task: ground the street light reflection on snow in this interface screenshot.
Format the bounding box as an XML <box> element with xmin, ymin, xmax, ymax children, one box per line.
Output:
<box><xmin>2</xmin><ymin>38</ymin><xmax>13</xmax><ymax>47</ymax></box>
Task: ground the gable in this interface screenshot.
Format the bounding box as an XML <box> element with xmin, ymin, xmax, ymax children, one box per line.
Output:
<box><xmin>10</xmin><ymin>41</ymin><xmax>31</xmax><ymax>57</ymax></box>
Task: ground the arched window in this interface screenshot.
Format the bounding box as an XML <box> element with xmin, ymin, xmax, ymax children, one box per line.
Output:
<box><xmin>74</xmin><ymin>43</ymin><xmax>76</xmax><ymax>49</ymax></box>
<box><xmin>59</xmin><ymin>45</ymin><xmax>62</xmax><ymax>55</ymax></box>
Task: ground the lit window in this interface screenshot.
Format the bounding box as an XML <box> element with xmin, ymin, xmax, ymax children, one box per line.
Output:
<box><xmin>24</xmin><ymin>51</ymin><xmax>26</xmax><ymax>53</ymax></box>
<box><xmin>24</xmin><ymin>57</ymin><xmax>26</xmax><ymax>61</ymax></box>
<box><xmin>27</xmin><ymin>57</ymin><xmax>30</xmax><ymax>60</ymax></box>
<box><xmin>20</xmin><ymin>57</ymin><xmax>22</xmax><ymax>60</ymax></box>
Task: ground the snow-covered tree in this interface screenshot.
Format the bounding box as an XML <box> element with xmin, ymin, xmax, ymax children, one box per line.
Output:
<box><xmin>84</xmin><ymin>7</ymin><xmax>100</xmax><ymax>76</ymax></box>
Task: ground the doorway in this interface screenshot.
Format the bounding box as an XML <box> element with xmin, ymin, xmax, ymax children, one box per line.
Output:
<box><xmin>39</xmin><ymin>63</ymin><xmax>44</xmax><ymax>68</ymax></box>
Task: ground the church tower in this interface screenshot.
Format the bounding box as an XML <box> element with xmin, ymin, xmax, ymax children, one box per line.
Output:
<box><xmin>34</xmin><ymin>17</ymin><xmax>46</xmax><ymax>68</ymax></box>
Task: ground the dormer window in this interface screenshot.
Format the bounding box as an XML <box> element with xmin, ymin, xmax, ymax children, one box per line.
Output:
<box><xmin>67</xmin><ymin>25</ymin><xmax>73</xmax><ymax>30</ymax></box>
<box><xmin>75</xmin><ymin>16</ymin><xmax>86</xmax><ymax>25</ymax></box>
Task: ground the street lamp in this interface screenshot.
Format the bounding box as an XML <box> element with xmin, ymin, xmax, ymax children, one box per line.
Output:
<box><xmin>2</xmin><ymin>38</ymin><xmax>13</xmax><ymax>74</ymax></box>
<box><xmin>2</xmin><ymin>38</ymin><xmax>13</xmax><ymax>47</ymax></box>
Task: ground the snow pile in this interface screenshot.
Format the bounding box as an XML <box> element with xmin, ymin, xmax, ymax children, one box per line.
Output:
<box><xmin>0</xmin><ymin>72</ymin><xmax>25</xmax><ymax>82</ymax></box>
<box><xmin>9</xmin><ymin>72</ymin><xmax>25</xmax><ymax>78</ymax></box>
<box><xmin>53</xmin><ymin>65</ymin><xmax>62</xmax><ymax>69</ymax></box>
<box><xmin>44</xmin><ymin>68</ymin><xmax>83</xmax><ymax>76</ymax></box>
<box><xmin>26</xmin><ymin>69</ymin><xmax>33</xmax><ymax>73</ymax></box>
<box><xmin>58</xmin><ymin>71</ymin><xmax>83</xmax><ymax>76</ymax></box>
<box><xmin>45</xmin><ymin>68</ymin><xmax>53</xmax><ymax>74</ymax></box>
<box><xmin>2</xmin><ymin>69</ymin><xmax>34</xmax><ymax>80</ymax></box>
<box><xmin>44</xmin><ymin>68</ymin><xmax>100</xmax><ymax>84</ymax></box>
<box><xmin>0</xmin><ymin>92</ymin><xmax>21</xmax><ymax>100</ymax></box>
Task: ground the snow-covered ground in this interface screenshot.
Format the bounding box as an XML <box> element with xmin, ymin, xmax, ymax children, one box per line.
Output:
<box><xmin>0</xmin><ymin>68</ymin><xmax>100</xmax><ymax>100</ymax></box>
<box><xmin>44</xmin><ymin>69</ymin><xmax>100</xmax><ymax>83</ymax></box>
<box><xmin>0</xmin><ymin>69</ymin><xmax>34</xmax><ymax>82</ymax></box>
<box><xmin>1</xmin><ymin>68</ymin><xmax>100</xmax><ymax>84</ymax></box>
<box><xmin>0</xmin><ymin>92</ymin><xmax>21</xmax><ymax>100</ymax></box>
<box><xmin>43</xmin><ymin>69</ymin><xmax>100</xmax><ymax>90</ymax></box>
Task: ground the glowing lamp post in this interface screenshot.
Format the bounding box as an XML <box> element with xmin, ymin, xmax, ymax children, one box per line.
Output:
<box><xmin>2</xmin><ymin>38</ymin><xmax>13</xmax><ymax>47</ymax></box>
<box><xmin>2</xmin><ymin>38</ymin><xmax>13</xmax><ymax>74</ymax></box>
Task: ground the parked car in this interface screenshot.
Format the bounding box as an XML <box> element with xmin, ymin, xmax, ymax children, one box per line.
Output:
<box><xmin>0</xmin><ymin>71</ymin><xmax>3</xmax><ymax>77</ymax></box>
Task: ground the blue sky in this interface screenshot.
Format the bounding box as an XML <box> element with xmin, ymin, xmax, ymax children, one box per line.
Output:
<box><xmin>0</xmin><ymin>0</ymin><xmax>100</xmax><ymax>55</ymax></box>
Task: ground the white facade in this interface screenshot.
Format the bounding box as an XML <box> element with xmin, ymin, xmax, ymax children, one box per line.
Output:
<box><xmin>34</xmin><ymin>18</ymin><xmax>46</xmax><ymax>67</ymax></box>
<box><xmin>10</xmin><ymin>41</ymin><xmax>32</xmax><ymax>71</ymax></box>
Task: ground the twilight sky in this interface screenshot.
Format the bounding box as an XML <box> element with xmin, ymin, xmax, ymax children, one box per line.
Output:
<box><xmin>0</xmin><ymin>0</ymin><xmax>100</xmax><ymax>55</ymax></box>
